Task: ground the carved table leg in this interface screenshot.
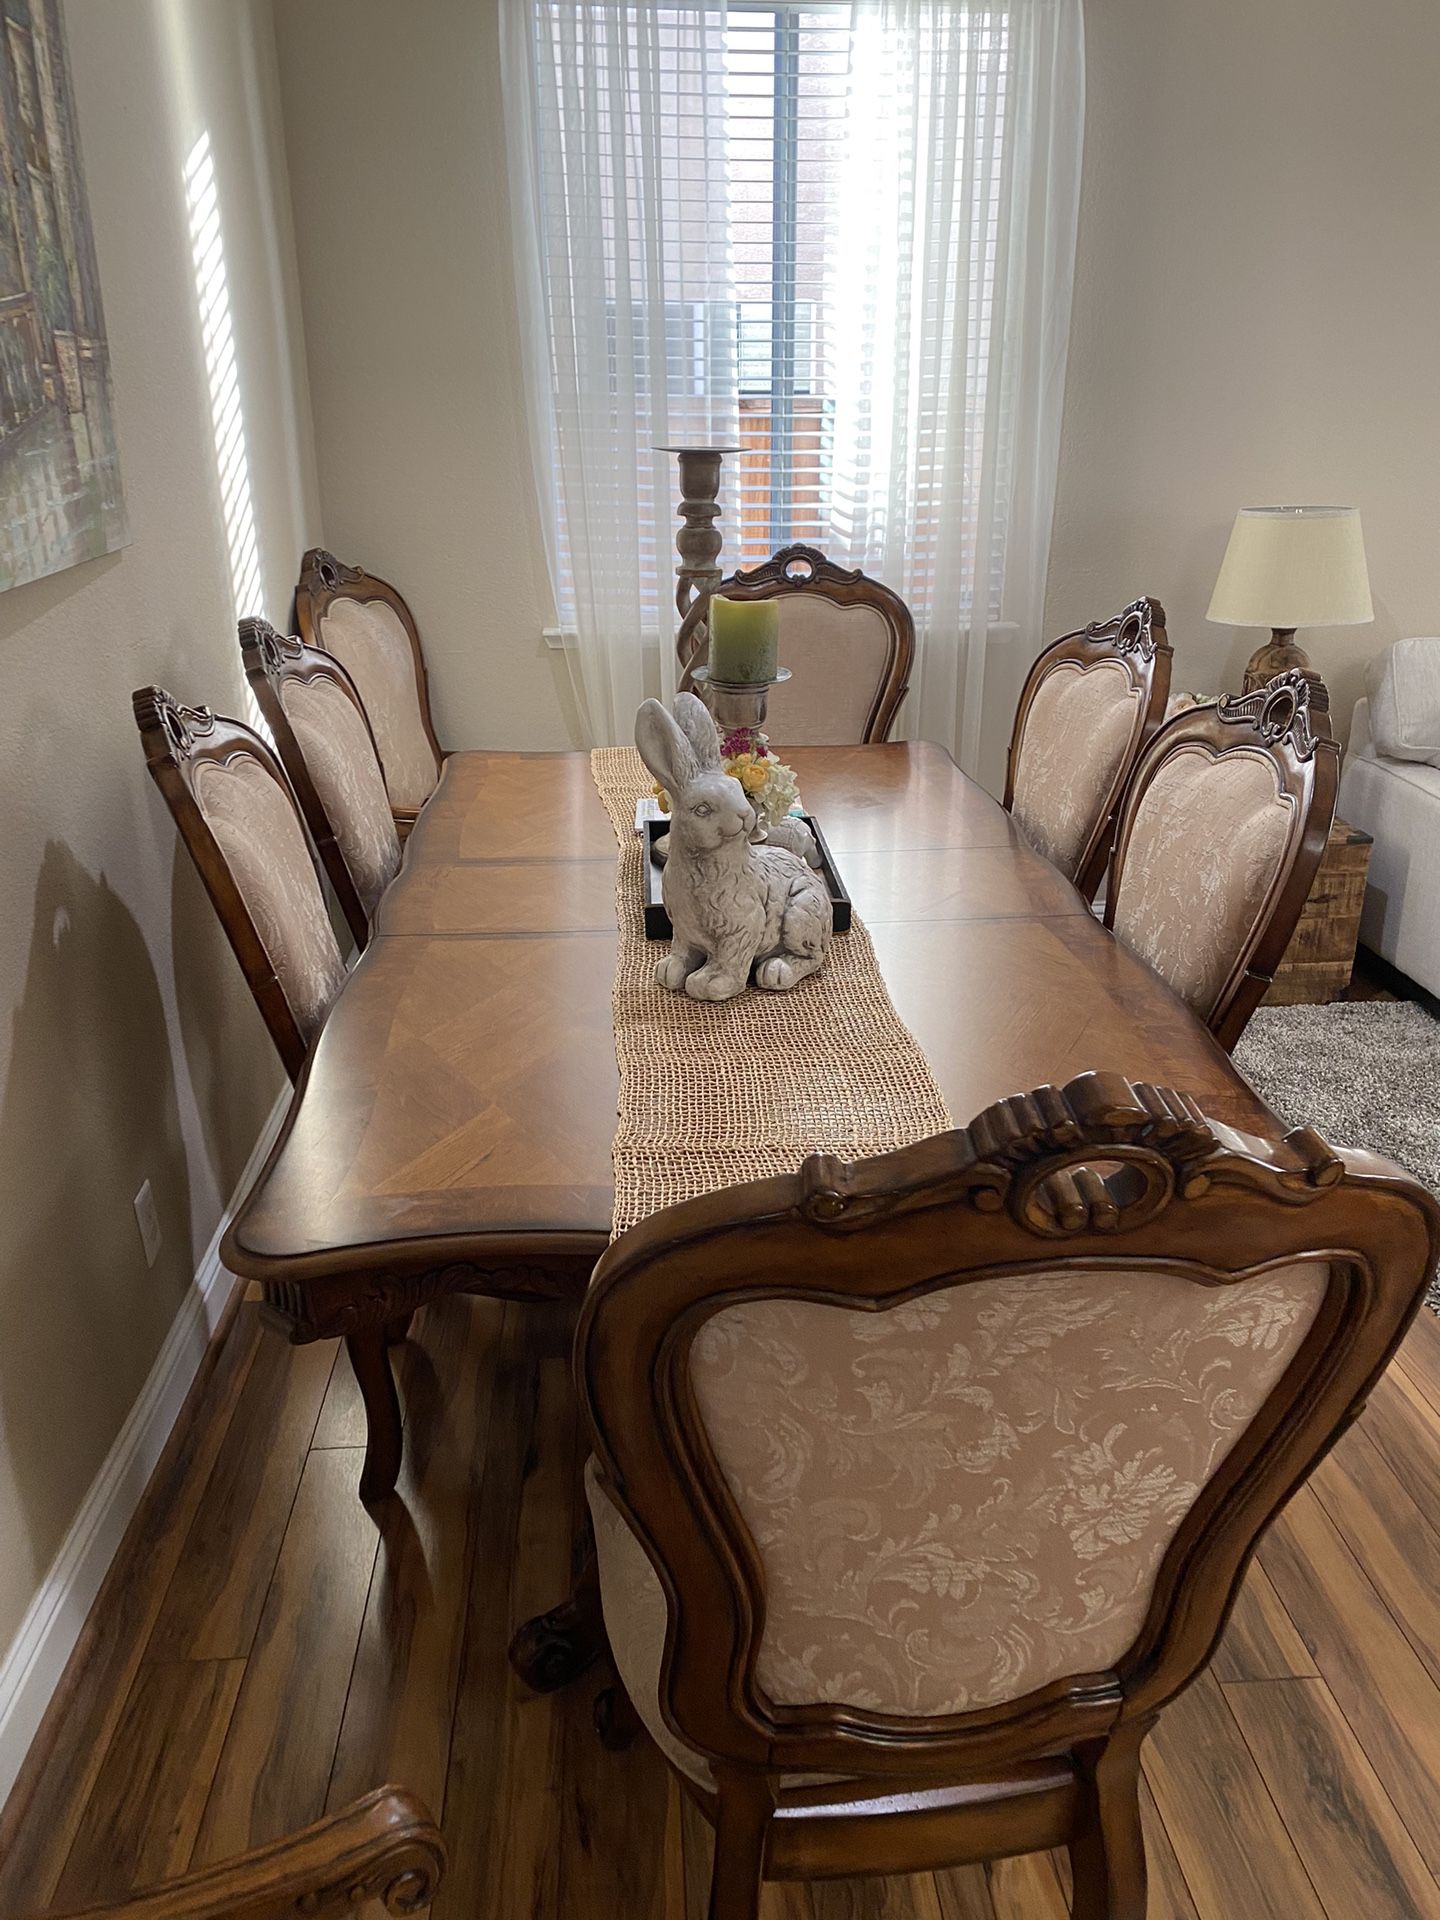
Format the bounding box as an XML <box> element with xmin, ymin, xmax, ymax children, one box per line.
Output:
<box><xmin>346</xmin><ymin>1327</ymin><xmax>403</xmax><ymax>1503</ymax></box>
<box><xmin>508</xmin><ymin>1525</ymin><xmax>605</xmax><ymax>1693</ymax></box>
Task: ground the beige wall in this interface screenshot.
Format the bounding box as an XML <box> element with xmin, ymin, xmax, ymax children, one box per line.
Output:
<box><xmin>271</xmin><ymin>0</ymin><xmax>580</xmax><ymax>752</ymax></box>
<box><xmin>1047</xmin><ymin>0</ymin><xmax>1440</xmax><ymax>729</ymax></box>
<box><xmin>0</xmin><ymin>0</ymin><xmax>317</xmax><ymax>1653</ymax></box>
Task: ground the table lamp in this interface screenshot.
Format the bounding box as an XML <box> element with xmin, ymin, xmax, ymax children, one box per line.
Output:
<box><xmin>1207</xmin><ymin>505</ymin><xmax>1373</xmax><ymax>692</ymax></box>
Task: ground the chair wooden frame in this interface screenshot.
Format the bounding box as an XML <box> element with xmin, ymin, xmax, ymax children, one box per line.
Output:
<box><xmin>1003</xmin><ymin>597</ymin><xmax>1173</xmax><ymax>902</ymax></box>
<box><xmin>39</xmin><ymin>1786</ymin><xmax>444</xmax><ymax>1920</ymax></box>
<box><xmin>1103</xmin><ymin>669</ymin><xmax>1340</xmax><ymax>1052</ymax></box>
<box><xmin>294</xmin><ymin>547</ymin><xmax>444</xmax><ymax>833</ymax></box>
<box><xmin>239</xmin><ymin>616</ymin><xmax>389</xmax><ymax>950</ymax></box>
<box><xmin>133</xmin><ymin>685</ymin><xmax>334</xmax><ymax>1083</ymax></box>
<box><xmin>577</xmin><ymin>1070</ymin><xmax>1439</xmax><ymax>1920</ymax></box>
<box><xmin>687</xmin><ymin>545</ymin><xmax>915</xmax><ymax>743</ymax></box>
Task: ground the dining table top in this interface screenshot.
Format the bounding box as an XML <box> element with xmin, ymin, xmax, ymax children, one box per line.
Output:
<box><xmin>222</xmin><ymin>742</ymin><xmax>1277</xmax><ymax>1286</ymax></box>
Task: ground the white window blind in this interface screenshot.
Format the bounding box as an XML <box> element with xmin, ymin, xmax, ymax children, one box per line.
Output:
<box><xmin>726</xmin><ymin>6</ymin><xmax>849</xmax><ymax>567</ymax></box>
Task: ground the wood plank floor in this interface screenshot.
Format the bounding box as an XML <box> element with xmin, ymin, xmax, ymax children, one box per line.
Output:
<box><xmin>7</xmin><ymin>1291</ymin><xmax>1440</xmax><ymax>1918</ymax></box>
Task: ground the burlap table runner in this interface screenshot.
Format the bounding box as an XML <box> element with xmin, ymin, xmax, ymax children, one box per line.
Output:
<box><xmin>591</xmin><ymin>747</ymin><xmax>953</xmax><ymax>1235</ymax></box>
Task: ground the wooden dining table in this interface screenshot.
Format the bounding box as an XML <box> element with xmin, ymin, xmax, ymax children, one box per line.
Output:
<box><xmin>221</xmin><ymin>741</ymin><xmax>1277</xmax><ymax>1508</ymax></box>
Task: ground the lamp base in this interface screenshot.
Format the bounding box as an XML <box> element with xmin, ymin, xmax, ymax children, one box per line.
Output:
<box><xmin>1242</xmin><ymin>628</ymin><xmax>1309</xmax><ymax>694</ymax></box>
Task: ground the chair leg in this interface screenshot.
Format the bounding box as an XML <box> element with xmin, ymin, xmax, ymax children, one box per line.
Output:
<box><xmin>346</xmin><ymin>1327</ymin><xmax>404</xmax><ymax>1503</ymax></box>
<box><xmin>593</xmin><ymin>1677</ymin><xmax>642</xmax><ymax>1751</ymax></box>
<box><xmin>508</xmin><ymin>1525</ymin><xmax>605</xmax><ymax>1692</ymax></box>
<box><xmin>707</xmin><ymin>1770</ymin><xmax>775</xmax><ymax>1920</ymax></box>
<box><xmin>384</xmin><ymin>1310</ymin><xmax>414</xmax><ymax>1347</ymax></box>
<box><xmin>1067</xmin><ymin>1720</ymin><xmax>1151</xmax><ymax>1920</ymax></box>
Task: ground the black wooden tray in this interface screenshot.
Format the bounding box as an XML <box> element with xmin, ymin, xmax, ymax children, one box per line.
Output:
<box><xmin>642</xmin><ymin>814</ymin><xmax>852</xmax><ymax>940</ymax></box>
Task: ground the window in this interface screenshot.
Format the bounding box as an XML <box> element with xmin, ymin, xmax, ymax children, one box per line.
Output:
<box><xmin>529</xmin><ymin>2</ymin><xmax>1012</xmax><ymax>629</ymax></box>
<box><xmin>510</xmin><ymin>0</ymin><xmax>1082</xmax><ymax>754</ymax></box>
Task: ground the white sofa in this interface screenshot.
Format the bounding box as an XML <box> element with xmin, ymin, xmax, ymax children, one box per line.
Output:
<box><xmin>1339</xmin><ymin>638</ymin><xmax>1440</xmax><ymax>999</ymax></box>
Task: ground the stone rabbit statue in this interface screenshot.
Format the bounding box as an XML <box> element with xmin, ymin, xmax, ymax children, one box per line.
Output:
<box><xmin>635</xmin><ymin>692</ymin><xmax>832</xmax><ymax>1001</ymax></box>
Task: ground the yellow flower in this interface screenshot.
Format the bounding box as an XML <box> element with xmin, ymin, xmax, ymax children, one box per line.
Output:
<box><xmin>738</xmin><ymin>762</ymin><xmax>768</xmax><ymax>795</ymax></box>
<box><xmin>653</xmin><ymin>783</ymin><xmax>671</xmax><ymax>814</ymax></box>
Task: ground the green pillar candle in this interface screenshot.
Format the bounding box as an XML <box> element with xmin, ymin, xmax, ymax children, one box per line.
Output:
<box><xmin>708</xmin><ymin>595</ymin><xmax>780</xmax><ymax>684</ymax></box>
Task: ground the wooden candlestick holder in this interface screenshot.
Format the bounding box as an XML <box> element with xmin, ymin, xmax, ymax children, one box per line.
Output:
<box><xmin>656</xmin><ymin>443</ymin><xmax>740</xmax><ymax>687</ymax></box>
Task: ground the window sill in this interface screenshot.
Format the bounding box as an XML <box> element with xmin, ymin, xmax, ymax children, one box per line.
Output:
<box><xmin>545</xmin><ymin>626</ymin><xmax>668</xmax><ymax>651</ymax></box>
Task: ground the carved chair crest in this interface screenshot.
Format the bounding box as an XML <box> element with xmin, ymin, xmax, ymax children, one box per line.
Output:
<box><xmin>731</xmin><ymin>543</ymin><xmax>864</xmax><ymax>593</ymax></box>
<box><xmin>132</xmin><ymin>684</ymin><xmax>218</xmax><ymax>762</ymax></box>
<box><xmin>1084</xmin><ymin>594</ymin><xmax>1165</xmax><ymax>660</ymax></box>
<box><xmin>303</xmin><ymin>547</ymin><xmax>368</xmax><ymax>595</ymax></box>
<box><xmin>797</xmin><ymin>1071</ymin><xmax>1343</xmax><ymax>1240</ymax></box>
<box><xmin>1217</xmin><ymin>666</ymin><xmax>1328</xmax><ymax>759</ymax></box>
<box><xmin>238</xmin><ymin>613</ymin><xmax>303</xmax><ymax>677</ymax></box>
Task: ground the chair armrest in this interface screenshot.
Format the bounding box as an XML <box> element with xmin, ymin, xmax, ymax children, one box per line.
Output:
<box><xmin>39</xmin><ymin>1787</ymin><xmax>444</xmax><ymax>1920</ymax></box>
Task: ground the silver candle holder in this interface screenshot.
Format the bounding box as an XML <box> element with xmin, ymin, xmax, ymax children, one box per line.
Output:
<box><xmin>689</xmin><ymin>664</ymin><xmax>792</xmax><ymax>735</ymax></box>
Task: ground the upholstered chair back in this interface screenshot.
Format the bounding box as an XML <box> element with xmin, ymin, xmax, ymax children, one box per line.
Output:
<box><xmin>133</xmin><ymin>686</ymin><xmax>347</xmax><ymax>1081</ymax></box>
<box><xmin>590</xmin><ymin>1254</ymin><xmax>1323</xmax><ymax>1777</ymax></box>
<box><xmin>1105</xmin><ymin>670</ymin><xmax>1339</xmax><ymax>1050</ymax></box>
<box><xmin>240</xmin><ymin>618</ymin><xmax>401</xmax><ymax>947</ymax></box>
<box><xmin>295</xmin><ymin>548</ymin><xmax>443</xmax><ymax>826</ymax></box>
<box><xmin>689</xmin><ymin>545</ymin><xmax>914</xmax><ymax>746</ymax></box>
<box><xmin>578</xmin><ymin>1072</ymin><xmax>1438</xmax><ymax>1914</ymax></box>
<box><xmin>1004</xmin><ymin>597</ymin><xmax>1172</xmax><ymax>901</ymax></box>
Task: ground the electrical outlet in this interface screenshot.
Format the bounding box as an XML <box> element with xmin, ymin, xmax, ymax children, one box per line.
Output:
<box><xmin>134</xmin><ymin>1180</ymin><xmax>162</xmax><ymax>1268</ymax></box>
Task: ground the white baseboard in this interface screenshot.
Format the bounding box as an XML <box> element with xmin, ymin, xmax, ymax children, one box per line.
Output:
<box><xmin>0</xmin><ymin>1088</ymin><xmax>290</xmax><ymax>1812</ymax></box>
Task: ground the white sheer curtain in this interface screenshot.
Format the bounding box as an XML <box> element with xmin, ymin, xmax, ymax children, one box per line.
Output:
<box><xmin>502</xmin><ymin>0</ymin><xmax>738</xmax><ymax>745</ymax></box>
<box><xmin>504</xmin><ymin>0</ymin><xmax>1083</xmax><ymax>771</ymax></box>
<box><xmin>826</xmin><ymin>0</ymin><xmax>1084</xmax><ymax>788</ymax></box>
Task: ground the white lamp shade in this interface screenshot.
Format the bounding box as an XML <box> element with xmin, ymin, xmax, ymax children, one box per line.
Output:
<box><xmin>1207</xmin><ymin>506</ymin><xmax>1373</xmax><ymax>629</ymax></box>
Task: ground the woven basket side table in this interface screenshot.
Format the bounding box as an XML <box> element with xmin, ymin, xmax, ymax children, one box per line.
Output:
<box><xmin>1264</xmin><ymin>814</ymin><xmax>1373</xmax><ymax>1005</ymax></box>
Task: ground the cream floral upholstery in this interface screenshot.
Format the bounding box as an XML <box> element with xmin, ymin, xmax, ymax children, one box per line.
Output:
<box><xmin>279</xmin><ymin>677</ymin><xmax>401</xmax><ymax>921</ymax></box>
<box><xmin>762</xmin><ymin>598</ymin><xmax>895</xmax><ymax>747</ymax></box>
<box><xmin>1010</xmin><ymin>659</ymin><xmax>1142</xmax><ymax>881</ymax></box>
<box><xmin>192</xmin><ymin>754</ymin><xmax>347</xmax><ymax>1040</ymax></box>
<box><xmin>1111</xmin><ymin>745</ymin><xmax>1293</xmax><ymax>1019</ymax></box>
<box><xmin>318</xmin><ymin>596</ymin><xmax>440</xmax><ymax>812</ymax></box>
<box><xmin>591</xmin><ymin>1260</ymin><xmax>1325</xmax><ymax>1778</ymax></box>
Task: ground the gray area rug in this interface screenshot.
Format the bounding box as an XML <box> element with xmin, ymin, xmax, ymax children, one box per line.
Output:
<box><xmin>1234</xmin><ymin>1000</ymin><xmax>1440</xmax><ymax>1308</ymax></box>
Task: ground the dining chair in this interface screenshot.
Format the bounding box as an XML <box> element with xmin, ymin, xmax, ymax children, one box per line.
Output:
<box><xmin>690</xmin><ymin>544</ymin><xmax>914</xmax><ymax>745</ymax></box>
<box><xmin>35</xmin><ymin>1786</ymin><xmax>444</xmax><ymax>1920</ymax></box>
<box><xmin>133</xmin><ymin>685</ymin><xmax>348</xmax><ymax>1082</ymax></box>
<box><xmin>576</xmin><ymin>1070</ymin><xmax>1439</xmax><ymax>1920</ymax></box>
<box><xmin>294</xmin><ymin>547</ymin><xmax>444</xmax><ymax>831</ymax></box>
<box><xmin>1004</xmin><ymin>596</ymin><xmax>1173</xmax><ymax>901</ymax></box>
<box><xmin>1104</xmin><ymin>668</ymin><xmax>1340</xmax><ymax>1051</ymax></box>
<box><xmin>239</xmin><ymin>616</ymin><xmax>401</xmax><ymax>949</ymax></box>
